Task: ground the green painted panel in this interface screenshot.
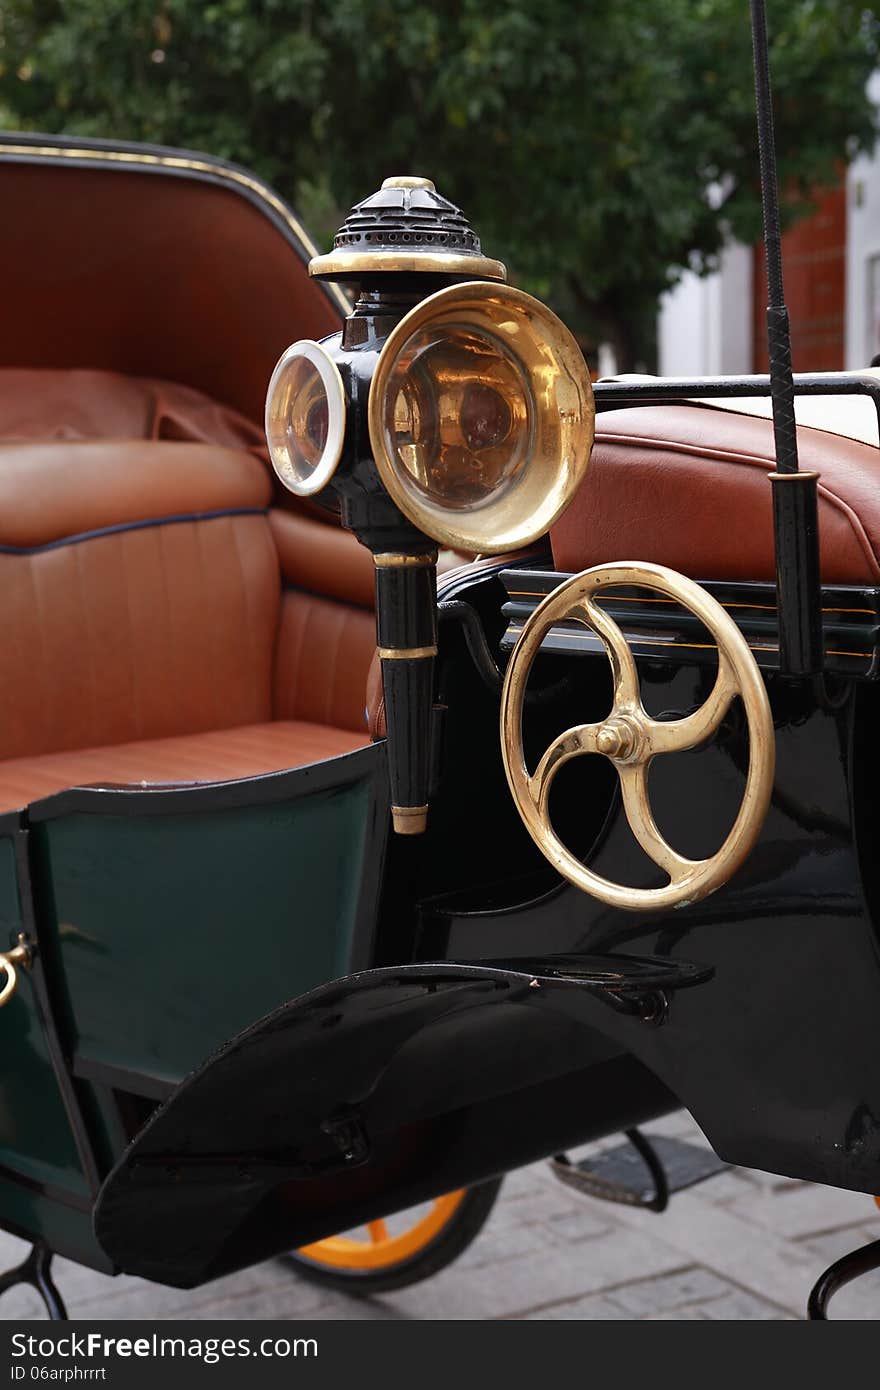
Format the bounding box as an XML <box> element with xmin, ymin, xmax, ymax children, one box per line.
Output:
<box><xmin>0</xmin><ymin>1176</ymin><xmax>111</xmax><ymax>1272</ymax></box>
<box><xmin>38</xmin><ymin>777</ymin><xmax>375</xmax><ymax>1084</ymax></box>
<box><xmin>0</xmin><ymin>834</ymin><xmax>88</xmax><ymax>1197</ymax></box>
<box><xmin>0</xmin><ymin>835</ymin><xmax>19</xmax><ymax>938</ymax></box>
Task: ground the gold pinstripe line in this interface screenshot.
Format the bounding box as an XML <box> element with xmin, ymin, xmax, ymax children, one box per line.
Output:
<box><xmin>506</xmin><ymin>623</ymin><xmax>867</xmax><ymax>660</ymax></box>
<box><xmin>504</xmin><ymin>588</ymin><xmax>876</xmax><ymax>617</ymax></box>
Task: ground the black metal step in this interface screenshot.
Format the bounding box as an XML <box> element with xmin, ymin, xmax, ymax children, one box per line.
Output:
<box><xmin>551</xmin><ymin>1128</ymin><xmax>727</xmax><ymax>1212</ymax></box>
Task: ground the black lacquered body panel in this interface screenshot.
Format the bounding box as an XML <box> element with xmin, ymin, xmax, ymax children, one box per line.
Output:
<box><xmin>500</xmin><ymin>570</ymin><xmax>880</xmax><ymax>680</ymax></box>
<box><xmin>416</xmin><ymin>565</ymin><xmax>880</xmax><ymax>1193</ymax></box>
<box><xmin>93</xmin><ymin>561</ymin><xmax>880</xmax><ymax>1283</ymax></box>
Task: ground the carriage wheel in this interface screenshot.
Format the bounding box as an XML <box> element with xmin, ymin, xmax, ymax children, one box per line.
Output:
<box><xmin>285</xmin><ymin>1181</ymin><xmax>502</xmax><ymax>1294</ymax></box>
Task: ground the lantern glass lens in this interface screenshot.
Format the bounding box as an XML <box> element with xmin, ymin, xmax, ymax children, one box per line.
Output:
<box><xmin>265</xmin><ymin>342</ymin><xmax>345</xmax><ymax>496</ymax></box>
<box><xmin>380</xmin><ymin>324</ymin><xmax>533</xmax><ymax>510</ymax></box>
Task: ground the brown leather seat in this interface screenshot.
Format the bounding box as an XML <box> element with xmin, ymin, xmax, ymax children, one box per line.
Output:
<box><xmin>0</xmin><ymin>368</ymin><xmax>268</xmax><ymax>456</ymax></box>
<box><xmin>0</xmin><ymin>724</ymin><xmax>366</xmax><ymax>810</ymax></box>
<box><xmin>551</xmin><ymin>404</ymin><xmax>880</xmax><ymax>584</ymax></box>
<box><xmin>0</xmin><ymin>371</ymin><xmax>376</xmax><ymax>813</ymax></box>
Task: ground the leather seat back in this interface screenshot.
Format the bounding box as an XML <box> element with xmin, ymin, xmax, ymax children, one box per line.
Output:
<box><xmin>269</xmin><ymin>510</ymin><xmax>377</xmax><ymax>734</ymax></box>
<box><xmin>0</xmin><ymin>439</ymin><xmax>279</xmax><ymax>761</ymax></box>
<box><xmin>551</xmin><ymin>404</ymin><xmax>880</xmax><ymax>585</ymax></box>
<box><xmin>0</xmin><ymin>366</ymin><xmax>380</xmax><ymax>764</ymax></box>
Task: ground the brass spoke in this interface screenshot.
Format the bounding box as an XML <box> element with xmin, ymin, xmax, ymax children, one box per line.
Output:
<box><xmin>367</xmin><ymin>1220</ymin><xmax>389</xmax><ymax>1244</ymax></box>
<box><xmin>576</xmin><ymin>597</ymin><xmax>642</xmax><ymax>710</ymax></box>
<box><xmin>528</xmin><ymin>724</ymin><xmax>602</xmax><ymax>815</ymax></box>
<box><xmin>644</xmin><ymin>653</ymin><xmax>737</xmax><ymax>756</ymax></box>
<box><xmin>617</xmin><ymin>763</ymin><xmax>694</xmax><ymax>883</ymax></box>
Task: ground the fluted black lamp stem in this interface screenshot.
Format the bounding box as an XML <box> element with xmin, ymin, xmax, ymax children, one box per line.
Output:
<box><xmin>374</xmin><ymin>552</ymin><xmax>438</xmax><ymax>834</ymax></box>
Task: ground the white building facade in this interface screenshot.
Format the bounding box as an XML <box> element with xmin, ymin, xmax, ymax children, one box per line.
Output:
<box><xmin>659</xmin><ymin>72</ymin><xmax>880</xmax><ymax>376</ymax></box>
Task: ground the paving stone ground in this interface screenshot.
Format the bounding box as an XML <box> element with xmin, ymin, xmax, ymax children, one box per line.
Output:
<box><xmin>2</xmin><ymin>1112</ymin><xmax>878</xmax><ymax>1321</ymax></box>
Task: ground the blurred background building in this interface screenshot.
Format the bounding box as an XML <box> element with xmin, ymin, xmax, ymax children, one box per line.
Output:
<box><xmin>660</xmin><ymin>71</ymin><xmax>880</xmax><ymax>376</ymax></box>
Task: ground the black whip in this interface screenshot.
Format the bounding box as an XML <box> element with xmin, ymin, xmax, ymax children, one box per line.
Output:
<box><xmin>749</xmin><ymin>0</ymin><xmax>823</xmax><ymax>675</ymax></box>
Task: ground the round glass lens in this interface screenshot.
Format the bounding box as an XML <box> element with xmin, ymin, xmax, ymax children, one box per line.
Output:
<box><xmin>266</xmin><ymin>346</ymin><xmax>341</xmax><ymax>495</ymax></box>
<box><xmin>381</xmin><ymin>324</ymin><xmax>532</xmax><ymax>510</ymax></box>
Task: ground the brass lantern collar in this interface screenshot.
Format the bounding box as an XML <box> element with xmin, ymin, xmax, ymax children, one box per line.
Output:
<box><xmin>309</xmin><ymin>176</ymin><xmax>507</xmax><ymax>284</ymax></box>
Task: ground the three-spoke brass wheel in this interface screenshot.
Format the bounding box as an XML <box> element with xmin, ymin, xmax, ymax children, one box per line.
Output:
<box><xmin>285</xmin><ymin>1181</ymin><xmax>502</xmax><ymax>1294</ymax></box>
<box><xmin>501</xmin><ymin>562</ymin><xmax>775</xmax><ymax>912</ymax></box>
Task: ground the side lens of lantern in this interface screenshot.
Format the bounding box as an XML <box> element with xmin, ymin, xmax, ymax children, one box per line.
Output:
<box><xmin>265</xmin><ymin>340</ymin><xmax>346</xmax><ymax>496</ymax></box>
<box><xmin>381</xmin><ymin>324</ymin><xmax>532</xmax><ymax>511</ymax></box>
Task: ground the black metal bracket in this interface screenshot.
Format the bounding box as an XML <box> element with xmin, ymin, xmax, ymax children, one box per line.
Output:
<box><xmin>0</xmin><ymin>1242</ymin><xmax>67</xmax><ymax>1320</ymax></box>
<box><xmin>807</xmin><ymin>1235</ymin><xmax>880</xmax><ymax>1319</ymax></box>
<box><xmin>592</xmin><ymin>371</ymin><xmax>880</xmax><ymax>435</ymax></box>
<box><xmin>437</xmin><ymin>598</ymin><xmax>571</xmax><ymax>705</ymax></box>
<box><xmin>320</xmin><ymin>1113</ymin><xmax>371</xmax><ymax>1168</ymax></box>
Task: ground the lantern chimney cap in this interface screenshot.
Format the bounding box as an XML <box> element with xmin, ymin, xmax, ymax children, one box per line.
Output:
<box><xmin>381</xmin><ymin>175</ymin><xmax>436</xmax><ymax>191</ymax></box>
<box><xmin>309</xmin><ymin>175</ymin><xmax>506</xmax><ymax>285</ymax></box>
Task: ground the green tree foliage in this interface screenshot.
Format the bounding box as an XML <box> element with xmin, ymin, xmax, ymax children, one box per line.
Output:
<box><xmin>1</xmin><ymin>1</ymin><xmax>877</xmax><ymax>366</ymax></box>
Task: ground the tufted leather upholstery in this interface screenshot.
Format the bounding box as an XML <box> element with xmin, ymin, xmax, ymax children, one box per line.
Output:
<box><xmin>551</xmin><ymin>404</ymin><xmax>880</xmax><ymax>585</ymax></box>
<box><xmin>0</xmin><ymin>372</ymin><xmax>375</xmax><ymax>812</ymax></box>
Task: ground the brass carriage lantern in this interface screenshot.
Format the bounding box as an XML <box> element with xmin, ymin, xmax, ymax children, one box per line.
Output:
<box><xmin>265</xmin><ymin>176</ymin><xmax>594</xmax><ymax>834</ymax></box>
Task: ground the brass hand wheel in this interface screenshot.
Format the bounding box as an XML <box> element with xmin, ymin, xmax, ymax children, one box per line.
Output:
<box><xmin>500</xmin><ymin>562</ymin><xmax>775</xmax><ymax>912</ymax></box>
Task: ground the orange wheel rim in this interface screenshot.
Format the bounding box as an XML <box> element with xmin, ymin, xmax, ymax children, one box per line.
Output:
<box><xmin>297</xmin><ymin>1191</ymin><xmax>467</xmax><ymax>1271</ymax></box>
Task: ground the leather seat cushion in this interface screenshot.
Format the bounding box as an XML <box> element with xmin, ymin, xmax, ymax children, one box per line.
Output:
<box><xmin>0</xmin><ymin>721</ymin><xmax>368</xmax><ymax>815</ymax></box>
<box><xmin>551</xmin><ymin>405</ymin><xmax>880</xmax><ymax>585</ymax></box>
